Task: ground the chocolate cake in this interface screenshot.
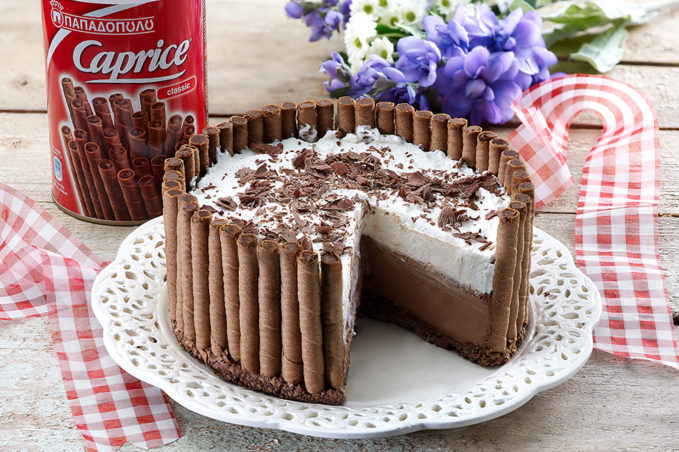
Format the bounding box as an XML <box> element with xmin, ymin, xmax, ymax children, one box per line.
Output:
<box><xmin>161</xmin><ymin>98</ymin><xmax>534</xmax><ymax>405</ymax></box>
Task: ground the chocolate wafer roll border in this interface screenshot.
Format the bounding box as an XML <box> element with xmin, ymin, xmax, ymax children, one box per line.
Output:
<box><xmin>413</xmin><ymin>110</ymin><xmax>433</xmax><ymax>151</ymax></box>
<box><xmin>376</xmin><ymin>101</ymin><xmax>395</xmax><ymax>135</ymax></box>
<box><xmin>258</xmin><ymin>240</ymin><xmax>282</xmax><ymax>378</ymax></box>
<box><xmin>430</xmin><ymin>113</ymin><xmax>450</xmax><ymax>152</ymax></box>
<box><xmin>192</xmin><ymin>209</ymin><xmax>213</xmax><ymax>357</ymax></box>
<box><xmin>297</xmin><ymin>100</ymin><xmax>318</xmax><ymax>142</ymax></box>
<box><xmin>297</xmin><ymin>250</ymin><xmax>325</xmax><ymax>394</ymax></box>
<box><xmin>447</xmin><ymin>118</ymin><xmax>467</xmax><ymax>160</ymax></box>
<box><xmin>320</xmin><ymin>251</ymin><xmax>345</xmax><ymax>390</ymax></box>
<box><xmin>177</xmin><ymin>194</ymin><xmax>199</xmax><ymax>334</ymax></box>
<box><xmin>395</xmin><ymin>103</ymin><xmax>414</xmax><ymax>143</ymax></box>
<box><xmin>262</xmin><ymin>105</ymin><xmax>283</xmax><ymax>144</ymax></box>
<box><xmin>280</xmin><ymin>241</ymin><xmax>303</xmax><ymax>385</ymax></box>
<box><xmin>162</xmin><ymin>183</ymin><xmax>183</xmax><ymax>326</ymax></box>
<box><xmin>506</xmin><ymin>198</ymin><xmax>526</xmax><ymax>345</ymax></box>
<box><xmin>238</xmin><ymin>233</ymin><xmax>260</xmax><ymax>374</ymax></box>
<box><xmin>337</xmin><ymin>96</ymin><xmax>356</xmax><ymax>134</ymax></box>
<box><xmin>220</xmin><ymin>223</ymin><xmax>243</xmax><ymax>362</ymax></box>
<box><xmin>355</xmin><ymin>97</ymin><xmax>375</xmax><ymax>130</ymax></box>
<box><xmin>208</xmin><ymin>219</ymin><xmax>228</xmax><ymax>357</ymax></box>
<box><xmin>476</xmin><ymin>131</ymin><xmax>497</xmax><ymax>172</ymax></box>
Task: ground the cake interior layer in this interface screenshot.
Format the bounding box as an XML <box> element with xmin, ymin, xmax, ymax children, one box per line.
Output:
<box><xmin>360</xmin><ymin>236</ymin><xmax>491</xmax><ymax>347</ymax></box>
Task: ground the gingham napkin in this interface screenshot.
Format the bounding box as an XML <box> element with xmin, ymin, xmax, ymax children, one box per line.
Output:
<box><xmin>509</xmin><ymin>74</ymin><xmax>679</xmax><ymax>369</ymax></box>
<box><xmin>0</xmin><ymin>181</ymin><xmax>180</xmax><ymax>451</ymax></box>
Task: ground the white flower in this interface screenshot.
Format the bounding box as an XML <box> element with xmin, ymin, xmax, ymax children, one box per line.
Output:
<box><xmin>431</xmin><ymin>0</ymin><xmax>469</xmax><ymax>21</ymax></box>
<box><xmin>367</xmin><ymin>36</ymin><xmax>395</xmax><ymax>63</ymax></box>
<box><xmin>344</xmin><ymin>12</ymin><xmax>378</xmax><ymax>72</ymax></box>
<box><xmin>397</xmin><ymin>0</ymin><xmax>428</xmax><ymax>26</ymax></box>
<box><xmin>350</xmin><ymin>0</ymin><xmax>382</xmax><ymax>20</ymax></box>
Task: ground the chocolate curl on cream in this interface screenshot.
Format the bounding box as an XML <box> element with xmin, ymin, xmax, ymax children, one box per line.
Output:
<box><xmin>208</xmin><ymin>219</ymin><xmax>228</xmax><ymax>356</ymax></box>
<box><xmin>132</xmin><ymin>110</ymin><xmax>149</xmax><ymax>131</ymax></box>
<box><xmin>98</xmin><ymin>159</ymin><xmax>130</xmax><ymax>221</ymax></box>
<box><xmin>138</xmin><ymin>175</ymin><xmax>162</xmax><ymax>217</ymax></box>
<box><xmin>177</xmin><ymin>195</ymin><xmax>199</xmax><ymax>335</ymax></box>
<box><xmin>413</xmin><ymin>110</ymin><xmax>433</xmax><ymax>151</ymax></box>
<box><xmin>355</xmin><ymin>97</ymin><xmax>375</xmax><ymax>129</ymax></box>
<box><xmin>514</xmin><ymin>192</ymin><xmax>533</xmax><ymax>337</ymax></box>
<box><xmin>258</xmin><ymin>241</ymin><xmax>282</xmax><ymax>377</ymax></box>
<box><xmin>489</xmin><ymin>138</ymin><xmax>509</xmax><ymax>175</ymax></box>
<box><xmin>150</xmin><ymin>154</ymin><xmax>166</xmax><ymax>186</ymax></box>
<box><xmin>337</xmin><ymin>96</ymin><xmax>356</xmax><ymax>134</ymax></box>
<box><xmin>92</xmin><ymin>97</ymin><xmax>114</xmax><ymax>130</ymax></box>
<box><xmin>376</xmin><ymin>101</ymin><xmax>395</xmax><ymax>135</ymax></box>
<box><xmin>85</xmin><ymin>142</ymin><xmax>115</xmax><ymax>220</ymax></box>
<box><xmin>507</xmin><ymin>198</ymin><xmax>527</xmax><ymax>344</ymax></box>
<box><xmin>262</xmin><ymin>105</ymin><xmax>283</xmax><ymax>143</ymax></box>
<box><xmin>504</xmin><ymin>158</ymin><xmax>525</xmax><ymax>192</ymax></box>
<box><xmin>321</xmin><ymin>251</ymin><xmax>345</xmax><ymax>389</ymax></box>
<box><xmin>165</xmin><ymin>115</ymin><xmax>183</xmax><ymax>155</ymax></box>
<box><xmin>204</xmin><ymin>127</ymin><xmax>220</xmax><ymax>164</ymax></box>
<box><xmin>220</xmin><ymin>223</ymin><xmax>243</xmax><ymax>361</ymax></box>
<box><xmin>476</xmin><ymin>131</ymin><xmax>497</xmax><ymax>172</ymax></box>
<box><xmin>117</xmin><ymin>169</ymin><xmax>147</xmax><ymax>221</ymax></box>
<box><xmin>511</xmin><ymin>169</ymin><xmax>531</xmax><ymax>196</ymax></box>
<box><xmin>496</xmin><ymin>146</ymin><xmax>517</xmax><ymax>183</ymax></box>
<box><xmin>150</xmin><ymin>102</ymin><xmax>166</xmax><ymax>127</ymax></box>
<box><xmin>189</xmin><ymin>134</ymin><xmax>210</xmax><ymax>176</ymax></box>
<box><xmin>230</xmin><ymin>116</ymin><xmax>248</xmax><ymax>153</ymax></box>
<box><xmin>191</xmin><ymin>210</ymin><xmax>213</xmax><ymax>355</ymax></box>
<box><xmin>128</xmin><ymin>128</ymin><xmax>148</xmax><ymax>160</ymax></box>
<box><xmin>175</xmin><ymin>147</ymin><xmax>195</xmax><ymax>191</ymax></box>
<box><xmin>280</xmin><ymin>242</ymin><xmax>303</xmax><ymax>385</ymax></box>
<box><xmin>74</xmin><ymin>129</ymin><xmax>103</xmax><ymax>218</ymax></box>
<box><xmin>446</xmin><ymin>118</ymin><xmax>467</xmax><ymax>160</ymax></box>
<box><xmin>216</xmin><ymin>121</ymin><xmax>235</xmax><ymax>155</ymax></box>
<box><xmin>297</xmin><ymin>101</ymin><xmax>318</xmax><ymax>142</ymax></box>
<box><xmin>238</xmin><ymin>233</ymin><xmax>260</xmax><ymax>374</ymax></box>
<box><xmin>490</xmin><ymin>208</ymin><xmax>520</xmax><ymax>351</ymax></box>
<box><xmin>245</xmin><ymin>110</ymin><xmax>264</xmax><ymax>144</ymax></box>
<box><xmin>430</xmin><ymin>113</ymin><xmax>450</xmax><ymax>152</ymax></box>
<box><xmin>395</xmin><ymin>103</ymin><xmax>414</xmax><ymax>143</ymax></box>
<box><xmin>462</xmin><ymin>125</ymin><xmax>482</xmax><ymax>168</ymax></box>
<box><xmin>297</xmin><ymin>250</ymin><xmax>324</xmax><ymax>394</ymax></box>
<box><xmin>147</xmin><ymin>121</ymin><xmax>166</xmax><ymax>158</ymax></box>
<box><xmin>281</xmin><ymin>102</ymin><xmax>298</xmax><ymax>138</ymax></box>
<box><xmin>162</xmin><ymin>186</ymin><xmax>183</xmax><ymax>326</ymax></box>
<box><xmin>316</xmin><ymin>99</ymin><xmax>335</xmax><ymax>138</ymax></box>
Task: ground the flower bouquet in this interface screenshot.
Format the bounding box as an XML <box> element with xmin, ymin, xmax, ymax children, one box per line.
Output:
<box><xmin>286</xmin><ymin>0</ymin><xmax>679</xmax><ymax>125</ymax></box>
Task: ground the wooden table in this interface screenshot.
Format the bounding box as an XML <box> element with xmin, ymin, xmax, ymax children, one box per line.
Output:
<box><xmin>1</xmin><ymin>1</ymin><xmax>678</xmax><ymax>450</ymax></box>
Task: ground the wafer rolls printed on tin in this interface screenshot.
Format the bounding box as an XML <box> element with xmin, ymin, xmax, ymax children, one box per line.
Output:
<box><xmin>85</xmin><ymin>142</ymin><xmax>114</xmax><ymax>220</ymax></box>
<box><xmin>98</xmin><ymin>159</ymin><xmax>130</xmax><ymax>221</ymax></box>
<box><xmin>138</xmin><ymin>175</ymin><xmax>162</xmax><ymax>217</ymax></box>
<box><xmin>117</xmin><ymin>168</ymin><xmax>147</xmax><ymax>221</ymax></box>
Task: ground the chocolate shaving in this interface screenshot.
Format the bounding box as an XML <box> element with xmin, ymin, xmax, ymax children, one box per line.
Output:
<box><xmin>250</xmin><ymin>142</ymin><xmax>283</xmax><ymax>156</ymax></box>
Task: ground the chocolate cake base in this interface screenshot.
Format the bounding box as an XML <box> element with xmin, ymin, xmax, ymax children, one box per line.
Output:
<box><xmin>358</xmin><ymin>295</ymin><xmax>526</xmax><ymax>367</ymax></box>
<box><xmin>174</xmin><ymin>326</ymin><xmax>346</xmax><ymax>405</ymax></box>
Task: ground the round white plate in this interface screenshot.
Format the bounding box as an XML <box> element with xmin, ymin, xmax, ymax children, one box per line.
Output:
<box><xmin>92</xmin><ymin>217</ymin><xmax>602</xmax><ymax>439</ymax></box>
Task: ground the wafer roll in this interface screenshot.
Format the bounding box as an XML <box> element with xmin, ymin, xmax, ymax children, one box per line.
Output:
<box><xmin>61</xmin><ymin>126</ymin><xmax>89</xmax><ymax>217</ymax></box>
<box><xmin>490</xmin><ymin>208</ymin><xmax>520</xmax><ymax>351</ymax></box>
<box><xmin>337</xmin><ymin>96</ymin><xmax>356</xmax><ymax>134</ymax></box>
<box><xmin>204</xmin><ymin>127</ymin><xmax>220</xmax><ymax>164</ymax></box>
<box><xmin>261</xmin><ymin>105</ymin><xmax>282</xmax><ymax>143</ymax></box>
<box><xmin>74</xmin><ymin>86</ymin><xmax>92</xmax><ymax>116</ymax></box>
<box><xmin>147</xmin><ymin>121</ymin><xmax>166</xmax><ymax>157</ymax></box>
<box><xmin>245</xmin><ymin>110</ymin><xmax>264</xmax><ymax>144</ymax></box>
<box><xmin>208</xmin><ymin>219</ymin><xmax>228</xmax><ymax>356</ymax></box>
<box><xmin>395</xmin><ymin>103</ymin><xmax>414</xmax><ymax>143</ymax></box>
<box><xmin>132</xmin><ymin>110</ymin><xmax>149</xmax><ymax>131</ymax></box>
<box><xmin>117</xmin><ymin>168</ymin><xmax>147</xmax><ymax>220</ymax></box>
<box><xmin>98</xmin><ymin>159</ymin><xmax>130</xmax><ymax>221</ymax></box>
<box><xmin>413</xmin><ymin>110</ymin><xmax>433</xmax><ymax>150</ymax></box>
<box><xmin>102</xmin><ymin>128</ymin><xmax>122</xmax><ymax>152</ymax></box>
<box><xmin>67</xmin><ymin>139</ymin><xmax>95</xmax><ymax>218</ymax></box>
<box><xmin>109</xmin><ymin>146</ymin><xmax>131</xmax><ymax>172</ymax></box>
<box><xmin>61</xmin><ymin>78</ymin><xmax>77</xmax><ymax>124</ymax></box>
<box><xmin>128</xmin><ymin>128</ymin><xmax>148</xmax><ymax>160</ymax></box>
<box><xmin>503</xmin><ymin>157</ymin><xmax>524</xmax><ymax>191</ymax></box>
<box><xmin>116</xmin><ymin>121</ymin><xmax>131</xmax><ymax>152</ymax></box>
<box><xmin>511</xmin><ymin>169</ymin><xmax>531</xmax><ymax>196</ymax></box>
<box><xmin>498</xmin><ymin>149</ymin><xmax>519</xmax><ymax>187</ymax></box>
<box><xmin>216</xmin><ymin>121</ymin><xmax>235</xmax><ymax>155</ymax></box>
<box><xmin>72</xmin><ymin>99</ymin><xmax>89</xmax><ymax>132</ymax></box>
<box><xmin>73</xmin><ymin>129</ymin><xmax>103</xmax><ymax>217</ymax></box>
<box><xmin>355</xmin><ymin>97</ymin><xmax>375</xmax><ymax>129</ymax></box>
<box><xmin>189</xmin><ymin>134</ymin><xmax>210</xmax><ymax>176</ymax></box>
<box><xmin>181</xmin><ymin>115</ymin><xmax>195</xmax><ymax>141</ymax></box>
<box><xmin>514</xmin><ymin>192</ymin><xmax>533</xmax><ymax>338</ymax></box>
<box><xmin>150</xmin><ymin>102</ymin><xmax>166</xmax><ymax>127</ymax></box>
<box><xmin>446</xmin><ymin>118</ymin><xmax>467</xmax><ymax>160</ymax></box>
<box><xmin>92</xmin><ymin>97</ymin><xmax>114</xmax><ymax>130</ymax></box>
<box><xmin>175</xmin><ymin>147</ymin><xmax>195</xmax><ymax>191</ymax></box>
<box><xmin>140</xmin><ymin>88</ymin><xmax>156</xmax><ymax>115</ymax></box>
<box><xmin>258</xmin><ymin>241</ymin><xmax>282</xmax><ymax>377</ymax></box>
<box><xmin>316</xmin><ymin>99</ymin><xmax>335</xmax><ymax>138</ymax></box>
<box><xmin>86</xmin><ymin>115</ymin><xmax>105</xmax><ymax>153</ymax></box>
<box><xmin>281</xmin><ymin>102</ymin><xmax>297</xmax><ymax>138</ymax></box>
<box><xmin>507</xmin><ymin>199</ymin><xmax>526</xmax><ymax>344</ymax></box>
<box><xmin>430</xmin><ymin>113</ymin><xmax>450</xmax><ymax>152</ymax></box>
<box><xmin>163</xmin><ymin>170</ymin><xmax>185</xmax><ymax>190</ymax></box>
<box><xmin>489</xmin><ymin>138</ymin><xmax>509</xmax><ymax>175</ymax></box>
<box><xmin>238</xmin><ymin>233</ymin><xmax>259</xmax><ymax>374</ymax></box>
<box><xmin>163</xmin><ymin>186</ymin><xmax>182</xmax><ymax>325</ymax></box>
<box><xmin>164</xmin><ymin>157</ymin><xmax>185</xmax><ymax>179</ymax></box>
<box><xmin>191</xmin><ymin>210</ymin><xmax>212</xmax><ymax>355</ymax></box>
<box><xmin>297</xmin><ymin>101</ymin><xmax>318</xmax><ymax>142</ymax></box>
<box><xmin>108</xmin><ymin>93</ymin><xmax>123</xmax><ymax>112</ymax></box>
<box><xmin>297</xmin><ymin>250</ymin><xmax>324</xmax><ymax>394</ymax></box>
<box><xmin>85</xmin><ymin>142</ymin><xmax>114</xmax><ymax>220</ymax></box>
<box><xmin>280</xmin><ymin>242</ymin><xmax>302</xmax><ymax>385</ymax></box>
<box><xmin>138</xmin><ymin>175</ymin><xmax>162</xmax><ymax>217</ymax></box>
<box><xmin>114</xmin><ymin>98</ymin><xmax>134</xmax><ymax>128</ymax></box>
<box><xmin>150</xmin><ymin>154</ymin><xmax>166</xmax><ymax>185</ymax></box>
<box><xmin>462</xmin><ymin>125</ymin><xmax>482</xmax><ymax>168</ymax></box>
<box><xmin>220</xmin><ymin>223</ymin><xmax>242</xmax><ymax>361</ymax></box>
<box><xmin>230</xmin><ymin>116</ymin><xmax>248</xmax><ymax>153</ymax></box>
<box><xmin>517</xmin><ymin>181</ymin><xmax>535</xmax><ymax>329</ymax></box>
<box><xmin>177</xmin><ymin>195</ymin><xmax>198</xmax><ymax>335</ymax></box>
<box><xmin>321</xmin><ymin>251</ymin><xmax>344</xmax><ymax>389</ymax></box>
<box><xmin>162</xmin><ymin>180</ymin><xmax>182</xmax><ymax>192</ymax></box>
<box><xmin>376</xmin><ymin>102</ymin><xmax>395</xmax><ymax>135</ymax></box>
<box><xmin>165</xmin><ymin>115</ymin><xmax>183</xmax><ymax>155</ymax></box>
<box><xmin>476</xmin><ymin>131</ymin><xmax>497</xmax><ymax>172</ymax></box>
<box><xmin>132</xmin><ymin>156</ymin><xmax>152</xmax><ymax>178</ymax></box>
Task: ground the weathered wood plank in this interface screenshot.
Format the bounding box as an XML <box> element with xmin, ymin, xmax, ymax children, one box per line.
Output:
<box><xmin>2</xmin><ymin>1</ymin><xmax>679</xmax><ymax>128</ymax></box>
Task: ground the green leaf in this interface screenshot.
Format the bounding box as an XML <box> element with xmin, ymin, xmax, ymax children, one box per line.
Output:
<box><xmin>511</xmin><ymin>0</ymin><xmax>537</xmax><ymax>11</ymax></box>
<box><xmin>393</xmin><ymin>22</ymin><xmax>426</xmax><ymax>39</ymax></box>
<box><xmin>375</xmin><ymin>24</ymin><xmax>407</xmax><ymax>37</ymax></box>
<box><xmin>570</xmin><ymin>20</ymin><xmax>628</xmax><ymax>73</ymax></box>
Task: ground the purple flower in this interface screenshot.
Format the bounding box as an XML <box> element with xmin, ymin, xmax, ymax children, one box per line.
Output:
<box><xmin>325</xmin><ymin>9</ymin><xmax>343</xmax><ymax>29</ymax></box>
<box><xmin>285</xmin><ymin>0</ymin><xmax>349</xmax><ymax>41</ymax></box>
<box><xmin>395</xmin><ymin>37</ymin><xmax>441</xmax><ymax>88</ymax></box>
<box><xmin>285</xmin><ymin>1</ymin><xmax>303</xmax><ymax>19</ymax></box>
<box><xmin>423</xmin><ymin>15</ymin><xmax>468</xmax><ymax>59</ymax></box>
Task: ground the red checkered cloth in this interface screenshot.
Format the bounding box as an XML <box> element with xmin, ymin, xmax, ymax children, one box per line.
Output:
<box><xmin>0</xmin><ymin>181</ymin><xmax>180</xmax><ymax>451</ymax></box>
<box><xmin>509</xmin><ymin>74</ymin><xmax>679</xmax><ymax>369</ymax></box>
